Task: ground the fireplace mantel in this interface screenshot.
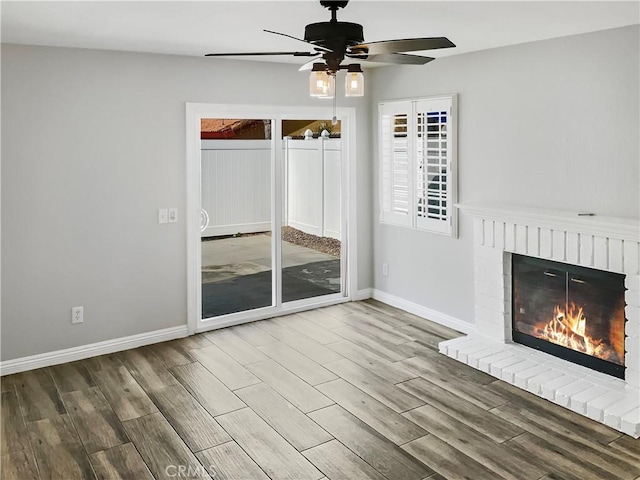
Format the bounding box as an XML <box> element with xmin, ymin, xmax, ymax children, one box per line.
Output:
<box><xmin>457</xmin><ymin>202</ymin><xmax>640</xmax><ymax>242</ymax></box>
<box><xmin>440</xmin><ymin>202</ymin><xmax>640</xmax><ymax>437</ymax></box>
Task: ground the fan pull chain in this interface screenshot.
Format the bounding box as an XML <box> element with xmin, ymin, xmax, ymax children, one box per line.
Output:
<box><xmin>332</xmin><ymin>74</ymin><xmax>338</xmax><ymax>125</ymax></box>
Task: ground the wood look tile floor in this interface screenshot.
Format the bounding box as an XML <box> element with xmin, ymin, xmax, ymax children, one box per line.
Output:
<box><xmin>2</xmin><ymin>300</ymin><xmax>640</xmax><ymax>480</ymax></box>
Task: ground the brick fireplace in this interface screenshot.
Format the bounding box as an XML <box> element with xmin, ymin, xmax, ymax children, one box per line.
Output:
<box><xmin>439</xmin><ymin>202</ymin><xmax>640</xmax><ymax>437</ymax></box>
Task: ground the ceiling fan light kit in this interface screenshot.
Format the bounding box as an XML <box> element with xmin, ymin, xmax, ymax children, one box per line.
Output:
<box><xmin>309</xmin><ymin>63</ymin><xmax>335</xmax><ymax>98</ymax></box>
<box><xmin>205</xmin><ymin>0</ymin><xmax>455</xmax><ymax>98</ymax></box>
<box><xmin>345</xmin><ymin>64</ymin><xmax>364</xmax><ymax>97</ymax></box>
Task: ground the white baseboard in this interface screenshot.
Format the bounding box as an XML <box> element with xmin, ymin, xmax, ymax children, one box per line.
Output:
<box><xmin>1</xmin><ymin>291</ymin><xmax>470</xmax><ymax>375</ymax></box>
<box><xmin>372</xmin><ymin>289</ymin><xmax>476</xmax><ymax>335</ymax></box>
<box><xmin>353</xmin><ymin>288</ymin><xmax>373</xmax><ymax>301</ymax></box>
<box><xmin>0</xmin><ymin>325</ymin><xmax>189</xmax><ymax>376</ymax></box>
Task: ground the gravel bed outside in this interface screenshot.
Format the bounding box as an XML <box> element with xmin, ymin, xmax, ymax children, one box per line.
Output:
<box><xmin>281</xmin><ymin>227</ymin><xmax>341</xmax><ymax>258</ymax></box>
<box><xmin>203</xmin><ymin>227</ymin><xmax>341</xmax><ymax>258</ymax></box>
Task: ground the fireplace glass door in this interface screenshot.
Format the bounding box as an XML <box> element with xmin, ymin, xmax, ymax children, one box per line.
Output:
<box><xmin>512</xmin><ymin>254</ymin><xmax>626</xmax><ymax>378</ymax></box>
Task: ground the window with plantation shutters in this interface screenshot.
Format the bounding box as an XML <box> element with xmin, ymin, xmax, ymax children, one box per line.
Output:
<box><xmin>415</xmin><ymin>98</ymin><xmax>453</xmax><ymax>234</ymax></box>
<box><xmin>379</xmin><ymin>95</ymin><xmax>457</xmax><ymax>236</ymax></box>
<box><xmin>380</xmin><ymin>102</ymin><xmax>412</xmax><ymax>226</ymax></box>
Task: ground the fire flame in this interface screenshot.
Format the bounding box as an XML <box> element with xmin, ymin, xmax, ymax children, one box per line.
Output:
<box><xmin>536</xmin><ymin>303</ymin><xmax>620</xmax><ymax>363</ymax></box>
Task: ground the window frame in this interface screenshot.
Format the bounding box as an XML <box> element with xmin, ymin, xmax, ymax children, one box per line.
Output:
<box><xmin>379</xmin><ymin>94</ymin><xmax>458</xmax><ymax>237</ymax></box>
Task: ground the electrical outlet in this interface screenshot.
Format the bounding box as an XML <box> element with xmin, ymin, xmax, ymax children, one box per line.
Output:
<box><xmin>72</xmin><ymin>306</ymin><xmax>84</xmax><ymax>324</ymax></box>
<box><xmin>168</xmin><ymin>208</ymin><xmax>178</xmax><ymax>223</ymax></box>
<box><xmin>382</xmin><ymin>263</ymin><xmax>389</xmax><ymax>276</ymax></box>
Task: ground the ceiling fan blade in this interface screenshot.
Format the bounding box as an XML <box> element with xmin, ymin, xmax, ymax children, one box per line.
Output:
<box><xmin>264</xmin><ymin>29</ymin><xmax>332</xmax><ymax>52</ymax></box>
<box><xmin>351</xmin><ymin>37</ymin><xmax>455</xmax><ymax>55</ymax></box>
<box><xmin>364</xmin><ymin>53</ymin><xmax>435</xmax><ymax>65</ymax></box>
<box><xmin>205</xmin><ymin>51</ymin><xmax>319</xmax><ymax>57</ymax></box>
<box><xmin>345</xmin><ymin>53</ymin><xmax>369</xmax><ymax>60</ymax></box>
<box><xmin>298</xmin><ymin>57</ymin><xmax>323</xmax><ymax>71</ymax></box>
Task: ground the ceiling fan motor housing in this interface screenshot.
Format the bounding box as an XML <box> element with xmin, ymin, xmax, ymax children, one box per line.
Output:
<box><xmin>304</xmin><ymin>22</ymin><xmax>364</xmax><ymax>48</ymax></box>
<box><xmin>319</xmin><ymin>1</ymin><xmax>350</xmax><ymax>9</ymax></box>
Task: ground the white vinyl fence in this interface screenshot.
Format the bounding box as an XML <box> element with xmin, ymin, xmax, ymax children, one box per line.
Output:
<box><xmin>201</xmin><ymin>138</ymin><xmax>341</xmax><ymax>240</ymax></box>
<box><xmin>201</xmin><ymin>140</ymin><xmax>271</xmax><ymax>237</ymax></box>
<box><xmin>284</xmin><ymin>138</ymin><xmax>341</xmax><ymax>240</ymax></box>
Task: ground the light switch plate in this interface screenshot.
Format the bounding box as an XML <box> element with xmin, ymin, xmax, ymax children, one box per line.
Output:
<box><xmin>168</xmin><ymin>208</ymin><xmax>178</xmax><ymax>223</ymax></box>
<box><xmin>158</xmin><ymin>208</ymin><xmax>168</xmax><ymax>224</ymax></box>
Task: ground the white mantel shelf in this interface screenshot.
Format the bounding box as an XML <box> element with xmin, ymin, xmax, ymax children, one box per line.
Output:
<box><xmin>443</xmin><ymin>202</ymin><xmax>640</xmax><ymax>437</ymax></box>
<box><xmin>456</xmin><ymin>202</ymin><xmax>640</xmax><ymax>242</ymax></box>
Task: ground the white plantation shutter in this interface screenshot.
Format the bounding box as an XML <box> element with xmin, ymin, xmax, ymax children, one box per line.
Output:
<box><xmin>415</xmin><ymin>97</ymin><xmax>454</xmax><ymax>235</ymax></box>
<box><xmin>380</xmin><ymin>102</ymin><xmax>413</xmax><ymax>226</ymax></box>
<box><xmin>379</xmin><ymin>95</ymin><xmax>457</xmax><ymax>237</ymax></box>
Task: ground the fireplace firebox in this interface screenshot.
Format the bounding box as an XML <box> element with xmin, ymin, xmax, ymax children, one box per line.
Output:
<box><xmin>512</xmin><ymin>254</ymin><xmax>626</xmax><ymax>379</ymax></box>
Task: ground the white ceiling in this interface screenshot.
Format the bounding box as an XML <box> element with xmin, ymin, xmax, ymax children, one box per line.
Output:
<box><xmin>2</xmin><ymin>1</ymin><xmax>638</xmax><ymax>67</ymax></box>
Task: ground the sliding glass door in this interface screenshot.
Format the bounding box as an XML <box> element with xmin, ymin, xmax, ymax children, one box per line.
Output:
<box><xmin>281</xmin><ymin>120</ymin><xmax>343</xmax><ymax>305</ymax></box>
<box><xmin>200</xmin><ymin>118</ymin><xmax>274</xmax><ymax>318</ymax></box>
<box><xmin>186</xmin><ymin>104</ymin><xmax>354</xmax><ymax>333</ymax></box>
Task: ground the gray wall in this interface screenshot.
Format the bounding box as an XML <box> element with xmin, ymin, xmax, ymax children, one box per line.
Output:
<box><xmin>1</xmin><ymin>44</ymin><xmax>372</xmax><ymax>361</ymax></box>
<box><xmin>3</xmin><ymin>25</ymin><xmax>637</xmax><ymax>360</ymax></box>
<box><xmin>370</xmin><ymin>25</ymin><xmax>639</xmax><ymax>325</ymax></box>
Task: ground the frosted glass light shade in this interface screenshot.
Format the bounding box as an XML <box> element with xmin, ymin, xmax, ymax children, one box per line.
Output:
<box><xmin>309</xmin><ymin>70</ymin><xmax>334</xmax><ymax>98</ymax></box>
<box><xmin>345</xmin><ymin>70</ymin><xmax>364</xmax><ymax>97</ymax></box>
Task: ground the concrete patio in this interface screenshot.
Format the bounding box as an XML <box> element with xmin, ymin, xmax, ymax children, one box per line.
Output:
<box><xmin>201</xmin><ymin>234</ymin><xmax>341</xmax><ymax>317</ymax></box>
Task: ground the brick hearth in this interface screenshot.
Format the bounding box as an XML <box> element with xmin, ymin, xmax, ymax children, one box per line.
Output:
<box><xmin>441</xmin><ymin>203</ymin><xmax>640</xmax><ymax>437</ymax></box>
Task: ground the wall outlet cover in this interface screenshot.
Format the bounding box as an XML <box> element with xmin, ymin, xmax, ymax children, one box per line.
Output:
<box><xmin>72</xmin><ymin>306</ymin><xmax>84</xmax><ymax>324</ymax></box>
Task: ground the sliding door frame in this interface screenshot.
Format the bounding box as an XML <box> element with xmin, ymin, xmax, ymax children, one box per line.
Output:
<box><xmin>185</xmin><ymin>103</ymin><xmax>357</xmax><ymax>335</ymax></box>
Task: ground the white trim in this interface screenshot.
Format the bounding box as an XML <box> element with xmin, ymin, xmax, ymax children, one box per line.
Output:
<box><xmin>272</xmin><ymin>118</ymin><xmax>282</xmax><ymax>309</ymax></box>
<box><xmin>372</xmin><ymin>289</ymin><xmax>476</xmax><ymax>335</ymax></box>
<box><xmin>343</xmin><ymin>109</ymin><xmax>358</xmax><ymax>300</ymax></box>
<box><xmin>354</xmin><ymin>288</ymin><xmax>374</xmax><ymax>301</ymax></box>
<box><xmin>0</xmin><ymin>325</ymin><xmax>188</xmax><ymax>376</ymax></box>
<box><xmin>186</xmin><ymin>103</ymin><xmax>201</xmax><ymax>335</ymax></box>
<box><xmin>196</xmin><ymin>294</ymin><xmax>350</xmax><ymax>333</ymax></box>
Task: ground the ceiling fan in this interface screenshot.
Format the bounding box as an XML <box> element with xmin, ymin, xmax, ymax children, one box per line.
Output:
<box><xmin>205</xmin><ymin>0</ymin><xmax>456</xmax><ymax>82</ymax></box>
